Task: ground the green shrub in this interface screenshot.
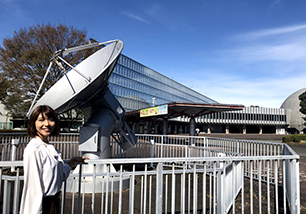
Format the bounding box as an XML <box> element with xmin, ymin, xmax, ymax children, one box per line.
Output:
<box><xmin>283</xmin><ymin>134</ymin><xmax>306</xmax><ymax>143</ymax></box>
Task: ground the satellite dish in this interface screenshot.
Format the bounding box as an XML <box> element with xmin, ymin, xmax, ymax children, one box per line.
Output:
<box><xmin>27</xmin><ymin>40</ymin><xmax>123</xmax><ymax>116</ymax></box>
<box><xmin>27</xmin><ymin>39</ymin><xmax>136</xmax><ymax>152</ymax></box>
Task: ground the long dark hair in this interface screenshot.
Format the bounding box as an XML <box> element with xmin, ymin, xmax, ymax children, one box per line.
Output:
<box><xmin>27</xmin><ymin>105</ymin><xmax>60</xmax><ymax>137</ymax></box>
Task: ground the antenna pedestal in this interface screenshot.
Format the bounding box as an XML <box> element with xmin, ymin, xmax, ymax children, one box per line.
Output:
<box><xmin>66</xmin><ymin>108</ymin><xmax>129</xmax><ymax>193</ymax></box>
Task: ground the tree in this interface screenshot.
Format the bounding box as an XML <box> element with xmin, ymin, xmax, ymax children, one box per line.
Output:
<box><xmin>299</xmin><ymin>91</ymin><xmax>306</xmax><ymax>125</ymax></box>
<box><xmin>0</xmin><ymin>72</ymin><xmax>10</xmax><ymax>101</ymax></box>
<box><xmin>0</xmin><ymin>23</ymin><xmax>92</xmax><ymax>120</ymax></box>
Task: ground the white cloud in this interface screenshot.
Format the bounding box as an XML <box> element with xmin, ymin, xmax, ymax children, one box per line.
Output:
<box><xmin>190</xmin><ymin>73</ymin><xmax>306</xmax><ymax>108</ymax></box>
<box><xmin>121</xmin><ymin>11</ymin><xmax>149</xmax><ymax>24</ymax></box>
<box><xmin>224</xmin><ymin>23</ymin><xmax>306</xmax><ymax>64</ymax></box>
<box><xmin>236</xmin><ymin>23</ymin><xmax>306</xmax><ymax>40</ymax></box>
<box><xmin>163</xmin><ymin>22</ymin><xmax>306</xmax><ymax>109</ymax></box>
<box><xmin>145</xmin><ymin>3</ymin><xmax>194</xmax><ymax>32</ymax></box>
<box><xmin>227</xmin><ymin>42</ymin><xmax>306</xmax><ymax>62</ymax></box>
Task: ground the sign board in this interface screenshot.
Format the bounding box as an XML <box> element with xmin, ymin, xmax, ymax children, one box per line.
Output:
<box><xmin>140</xmin><ymin>105</ymin><xmax>168</xmax><ymax>117</ymax></box>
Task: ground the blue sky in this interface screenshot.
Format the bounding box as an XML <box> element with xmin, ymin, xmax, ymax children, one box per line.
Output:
<box><xmin>1</xmin><ymin>0</ymin><xmax>306</xmax><ymax>108</ymax></box>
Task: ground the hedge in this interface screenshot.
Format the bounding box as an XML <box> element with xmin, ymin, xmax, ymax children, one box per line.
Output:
<box><xmin>283</xmin><ymin>134</ymin><xmax>306</xmax><ymax>143</ymax></box>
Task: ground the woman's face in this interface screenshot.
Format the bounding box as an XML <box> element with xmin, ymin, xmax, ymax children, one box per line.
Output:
<box><xmin>35</xmin><ymin>113</ymin><xmax>55</xmax><ymax>141</ymax></box>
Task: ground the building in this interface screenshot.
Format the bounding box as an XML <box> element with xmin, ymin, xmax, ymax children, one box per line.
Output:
<box><xmin>196</xmin><ymin>106</ymin><xmax>288</xmax><ymax>134</ymax></box>
<box><xmin>109</xmin><ymin>54</ymin><xmax>218</xmax><ymax>111</ymax></box>
<box><xmin>109</xmin><ymin>54</ymin><xmax>292</xmax><ymax>135</ymax></box>
<box><xmin>280</xmin><ymin>87</ymin><xmax>306</xmax><ymax>134</ymax></box>
<box><xmin>0</xmin><ymin>101</ymin><xmax>13</xmax><ymax>130</ymax></box>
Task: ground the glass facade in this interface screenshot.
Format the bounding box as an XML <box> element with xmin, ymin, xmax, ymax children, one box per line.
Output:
<box><xmin>108</xmin><ymin>55</ymin><xmax>218</xmax><ymax>112</ymax></box>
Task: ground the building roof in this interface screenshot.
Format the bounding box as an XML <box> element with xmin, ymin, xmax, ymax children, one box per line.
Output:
<box><xmin>125</xmin><ymin>102</ymin><xmax>244</xmax><ymax>122</ymax></box>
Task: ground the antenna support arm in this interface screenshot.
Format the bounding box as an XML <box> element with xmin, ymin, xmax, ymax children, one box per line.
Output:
<box><xmin>53</xmin><ymin>39</ymin><xmax>119</xmax><ymax>58</ymax></box>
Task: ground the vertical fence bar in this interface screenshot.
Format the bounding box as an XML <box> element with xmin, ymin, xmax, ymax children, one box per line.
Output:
<box><xmin>203</xmin><ymin>162</ymin><xmax>206</xmax><ymax>214</ymax></box>
<box><xmin>100</xmin><ymin>171</ymin><xmax>105</xmax><ymax>214</ymax></box>
<box><xmin>209</xmin><ymin>172</ymin><xmax>212</xmax><ymax>214</ymax></box>
<box><xmin>3</xmin><ymin>179</ymin><xmax>11</xmax><ymax>214</ymax></box>
<box><xmin>140</xmin><ymin>176</ymin><xmax>144</xmax><ymax>214</ymax></box>
<box><xmin>156</xmin><ymin>162</ymin><xmax>163</xmax><ymax>214</ymax></box>
<box><xmin>222</xmin><ymin>162</ymin><xmax>226</xmax><ymax>213</ymax></box>
<box><xmin>72</xmin><ymin>178</ymin><xmax>76</xmax><ymax>214</ymax></box>
<box><xmin>82</xmin><ymin>174</ymin><xmax>85</xmax><ymax>214</ymax></box>
<box><xmin>144</xmin><ymin>165</ymin><xmax>147</xmax><ymax>214</ymax></box>
<box><xmin>61</xmin><ymin>179</ymin><xmax>66</xmax><ymax>214</ymax></box>
<box><xmin>274</xmin><ymin>160</ymin><xmax>279</xmax><ymax>214</ymax></box>
<box><xmin>13</xmin><ymin>168</ymin><xmax>20</xmax><ymax>214</ymax></box>
<box><xmin>149</xmin><ymin>175</ymin><xmax>152</xmax><ymax>214</ymax></box>
<box><xmin>110</xmin><ymin>177</ymin><xmax>114</xmax><ymax>214</ymax></box>
<box><xmin>232</xmin><ymin>161</ymin><xmax>236</xmax><ymax>214</ymax></box>
<box><xmin>285</xmin><ymin>158</ymin><xmax>300</xmax><ymax>214</ymax></box>
<box><xmin>150</xmin><ymin>140</ymin><xmax>154</xmax><ymax>168</ymax></box>
<box><xmin>193</xmin><ymin>163</ymin><xmax>197</xmax><ymax>214</ymax></box>
<box><xmin>213</xmin><ymin>161</ymin><xmax>216</xmax><ymax>214</ymax></box>
<box><xmin>165</xmin><ymin>174</ymin><xmax>168</xmax><ymax>214</ymax></box>
<box><xmin>283</xmin><ymin>160</ymin><xmax>286</xmax><ymax>214</ymax></box>
<box><xmin>118</xmin><ymin>165</ymin><xmax>123</xmax><ymax>214</ymax></box>
<box><xmin>241</xmin><ymin>161</ymin><xmax>244</xmax><ymax>214</ymax></box>
<box><xmin>188</xmin><ymin>173</ymin><xmax>191</xmax><ymax>214</ymax></box>
<box><xmin>250</xmin><ymin>160</ymin><xmax>253</xmax><ymax>214</ymax></box>
<box><xmin>130</xmin><ymin>164</ymin><xmax>135</xmax><ymax>214</ymax></box>
<box><xmin>77</xmin><ymin>164</ymin><xmax>82</xmax><ymax>214</ymax></box>
<box><xmin>258</xmin><ymin>160</ymin><xmax>262</xmax><ymax>214</ymax></box>
<box><xmin>181</xmin><ymin>164</ymin><xmax>185</xmax><ymax>214</ymax></box>
<box><xmin>267</xmin><ymin>160</ymin><xmax>270</xmax><ymax>214</ymax></box>
<box><xmin>171</xmin><ymin>163</ymin><xmax>176</xmax><ymax>214</ymax></box>
<box><xmin>0</xmin><ymin>168</ymin><xmax>2</xmax><ymax>204</ymax></box>
<box><xmin>161</xmin><ymin>136</ymin><xmax>164</xmax><ymax>158</ymax></box>
<box><xmin>92</xmin><ymin>164</ymin><xmax>96</xmax><ymax>214</ymax></box>
<box><xmin>105</xmin><ymin>165</ymin><xmax>110</xmax><ymax>214</ymax></box>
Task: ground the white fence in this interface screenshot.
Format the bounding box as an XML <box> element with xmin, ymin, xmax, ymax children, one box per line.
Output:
<box><xmin>0</xmin><ymin>133</ymin><xmax>300</xmax><ymax>214</ymax></box>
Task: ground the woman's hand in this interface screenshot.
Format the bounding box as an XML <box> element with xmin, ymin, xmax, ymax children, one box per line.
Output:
<box><xmin>67</xmin><ymin>156</ymin><xmax>89</xmax><ymax>168</ymax></box>
<box><xmin>72</xmin><ymin>156</ymin><xmax>89</xmax><ymax>163</ymax></box>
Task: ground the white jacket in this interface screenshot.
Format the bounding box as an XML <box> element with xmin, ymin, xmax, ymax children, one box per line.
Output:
<box><xmin>20</xmin><ymin>136</ymin><xmax>71</xmax><ymax>214</ymax></box>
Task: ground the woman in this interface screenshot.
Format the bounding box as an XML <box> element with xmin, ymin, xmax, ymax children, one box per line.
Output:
<box><xmin>20</xmin><ymin>105</ymin><xmax>88</xmax><ymax>214</ymax></box>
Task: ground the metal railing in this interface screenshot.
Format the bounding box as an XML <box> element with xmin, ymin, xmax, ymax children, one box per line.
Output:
<box><xmin>0</xmin><ymin>133</ymin><xmax>80</xmax><ymax>161</ymax></box>
<box><xmin>0</xmin><ymin>133</ymin><xmax>300</xmax><ymax>214</ymax></box>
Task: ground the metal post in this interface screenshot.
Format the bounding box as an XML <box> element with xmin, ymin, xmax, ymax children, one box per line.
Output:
<box><xmin>150</xmin><ymin>139</ymin><xmax>154</xmax><ymax>168</ymax></box>
<box><xmin>190</xmin><ymin>118</ymin><xmax>196</xmax><ymax>146</ymax></box>
<box><xmin>3</xmin><ymin>180</ymin><xmax>11</xmax><ymax>214</ymax></box>
<box><xmin>77</xmin><ymin>165</ymin><xmax>82</xmax><ymax>214</ymax></box>
<box><xmin>61</xmin><ymin>180</ymin><xmax>67</xmax><ymax>214</ymax></box>
<box><xmin>11</xmin><ymin>139</ymin><xmax>19</xmax><ymax>172</ymax></box>
<box><xmin>92</xmin><ymin>164</ymin><xmax>96</xmax><ymax>214</ymax></box>
<box><xmin>161</xmin><ymin>135</ymin><xmax>164</xmax><ymax>158</ymax></box>
<box><xmin>129</xmin><ymin>165</ymin><xmax>135</xmax><ymax>214</ymax></box>
<box><xmin>288</xmin><ymin>159</ymin><xmax>300</xmax><ymax>214</ymax></box>
<box><xmin>13</xmin><ymin>168</ymin><xmax>20</xmax><ymax>214</ymax></box>
<box><xmin>156</xmin><ymin>162</ymin><xmax>163</xmax><ymax>214</ymax></box>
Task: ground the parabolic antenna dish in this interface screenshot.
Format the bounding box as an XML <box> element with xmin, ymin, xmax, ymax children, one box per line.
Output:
<box><xmin>27</xmin><ymin>40</ymin><xmax>123</xmax><ymax>117</ymax></box>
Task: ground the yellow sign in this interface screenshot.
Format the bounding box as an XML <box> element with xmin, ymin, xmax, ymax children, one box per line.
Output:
<box><xmin>140</xmin><ymin>105</ymin><xmax>168</xmax><ymax>117</ymax></box>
